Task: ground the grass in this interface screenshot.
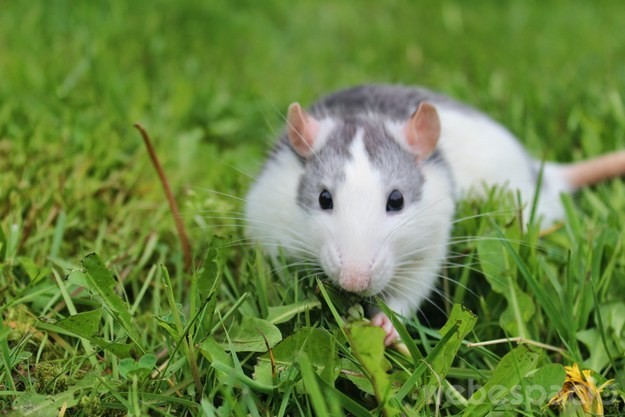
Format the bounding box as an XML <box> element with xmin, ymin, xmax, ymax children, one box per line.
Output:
<box><xmin>1</xmin><ymin>0</ymin><xmax>625</xmax><ymax>415</ymax></box>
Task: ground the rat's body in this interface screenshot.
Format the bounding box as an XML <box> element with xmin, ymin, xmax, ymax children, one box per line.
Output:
<box><xmin>245</xmin><ymin>85</ymin><xmax>625</xmax><ymax>344</ymax></box>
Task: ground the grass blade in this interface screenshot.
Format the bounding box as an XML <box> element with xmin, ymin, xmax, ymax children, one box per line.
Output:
<box><xmin>296</xmin><ymin>353</ymin><xmax>331</xmax><ymax>417</ymax></box>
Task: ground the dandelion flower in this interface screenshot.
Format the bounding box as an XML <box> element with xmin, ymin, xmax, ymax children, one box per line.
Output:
<box><xmin>548</xmin><ymin>363</ymin><xmax>613</xmax><ymax>415</ymax></box>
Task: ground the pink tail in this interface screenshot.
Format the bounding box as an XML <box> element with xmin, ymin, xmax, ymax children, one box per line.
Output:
<box><xmin>562</xmin><ymin>150</ymin><xmax>625</xmax><ymax>190</ymax></box>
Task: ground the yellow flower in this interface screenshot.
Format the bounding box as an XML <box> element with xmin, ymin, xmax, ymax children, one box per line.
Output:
<box><xmin>548</xmin><ymin>363</ymin><xmax>613</xmax><ymax>415</ymax></box>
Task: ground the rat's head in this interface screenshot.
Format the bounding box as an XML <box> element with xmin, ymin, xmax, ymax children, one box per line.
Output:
<box><xmin>287</xmin><ymin>102</ymin><xmax>452</xmax><ymax>297</ymax></box>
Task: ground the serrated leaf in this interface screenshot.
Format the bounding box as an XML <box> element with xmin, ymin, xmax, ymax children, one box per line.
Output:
<box><xmin>44</xmin><ymin>308</ymin><xmax>136</xmax><ymax>358</ymax></box>
<box><xmin>463</xmin><ymin>345</ymin><xmax>540</xmax><ymax>417</ymax></box>
<box><xmin>267</xmin><ymin>299</ymin><xmax>321</xmax><ymax>325</ymax></box>
<box><xmin>56</xmin><ymin>309</ymin><xmax>102</xmax><ymax>338</ymax></box>
<box><xmin>252</xmin><ymin>359</ymin><xmax>275</xmax><ymax>387</ymax></box>
<box><xmin>395</xmin><ymin>307</ymin><xmax>469</xmax><ymax>402</ymax></box>
<box><xmin>53</xmin><ymin>309</ymin><xmax>135</xmax><ymax>358</ymax></box>
<box><xmin>90</xmin><ymin>337</ymin><xmax>136</xmax><ymax>358</ymax></box>
<box><xmin>254</xmin><ymin>327</ymin><xmax>338</xmax><ymax>387</ymax></box>
<box><xmin>429</xmin><ymin>304</ymin><xmax>477</xmax><ymax>381</ymax></box>
<box><xmin>348</xmin><ymin>322</ymin><xmax>400</xmax><ymax>416</ymax></box>
<box><xmin>221</xmin><ymin>316</ymin><xmax>281</xmax><ymax>352</ymax></box>
<box><xmin>80</xmin><ymin>253</ymin><xmax>144</xmax><ymax>353</ymax></box>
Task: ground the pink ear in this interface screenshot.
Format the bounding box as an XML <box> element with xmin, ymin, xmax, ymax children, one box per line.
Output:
<box><xmin>287</xmin><ymin>103</ymin><xmax>320</xmax><ymax>157</ymax></box>
<box><xmin>403</xmin><ymin>102</ymin><xmax>441</xmax><ymax>159</ymax></box>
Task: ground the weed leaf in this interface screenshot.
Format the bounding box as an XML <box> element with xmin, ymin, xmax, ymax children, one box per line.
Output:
<box><xmin>524</xmin><ymin>363</ymin><xmax>566</xmax><ymax>404</ymax></box>
<box><xmin>254</xmin><ymin>327</ymin><xmax>338</xmax><ymax>387</ymax></box>
<box><xmin>199</xmin><ymin>336</ymin><xmax>233</xmax><ymax>367</ymax></box>
<box><xmin>56</xmin><ymin>309</ymin><xmax>102</xmax><ymax>337</ymax></box>
<box><xmin>198</xmin><ymin>240</ymin><xmax>221</xmax><ymax>301</ymax></box>
<box><xmin>477</xmin><ymin>235</ymin><xmax>535</xmax><ymax>336</ymax></box>
<box><xmin>80</xmin><ymin>253</ymin><xmax>144</xmax><ymax>353</ymax></box>
<box><xmin>463</xmin><ymin>344</ymin><xmax>540</xmax><ymax>416</ymax></box>
<box><xmin>348</xmin><ymin>322</ymin><xmax>401</xmax><ymax>416</ymax></box>
<box><xmin>119</xmin><ymin>353</ymin><xmax>157</xmax><ymax>379</ymax></box>
<box><xmin>429</xmin><ymin>304</ymin><xmax>477</xmax><ymax>381</ymax></box>
<box><xmin>8</xmin><ymin>375</ymin><xmax>98</xmax><ymax>417</ymax></box>
<box><xmin>576</xmin><ymin>328</ymin><xmax>612</xmax><ymax>371</ymax></box>
<box><xmin>52</xmin><ymin>309</ymin><xmax>136</xmax><ymax>358</ymax></box>
<box><xmin>221</xmin><ymin>316</ymin><xmax>281</xmax><ymax>352</ymax></box>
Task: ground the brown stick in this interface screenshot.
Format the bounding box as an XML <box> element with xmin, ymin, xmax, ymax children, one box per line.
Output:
<box><xmin>134</xmin><ymin>124</ymin><xmax>192</xmax><ymax>272</ymax></box>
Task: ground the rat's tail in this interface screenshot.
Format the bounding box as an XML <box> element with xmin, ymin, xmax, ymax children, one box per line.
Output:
<box><xmin>560</xmin><ymin>150</ymin><xmax>625</xmax><ymax>190</ymax></box>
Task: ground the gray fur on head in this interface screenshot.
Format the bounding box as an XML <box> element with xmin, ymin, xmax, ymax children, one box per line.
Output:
<box><xmin>295</xmin><ymin>121</ymin><xmax>355</xmax><ymax>210</ymax></box>
<box><xmin>309</xmin><ymin>84</ymin><xmax>478</xmax><ymax>120</ymax></box>
<box><xmin>295</xmin><ymin>115</ymin><xmax>427</xmax><ymax>212</ymax></box>
<box><xmin>361</xmin><ymin>119</ymin><xmax>425</xmax><ymax>206</ymax></box>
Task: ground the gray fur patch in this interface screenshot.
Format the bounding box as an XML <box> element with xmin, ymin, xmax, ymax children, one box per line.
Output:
<box><xmin>296</xmin><ymin>122</ymin><xmax>356</xmax><ymax>210</ymax></box>
<box><xmin>361</xmin><ymin>121</ymin><xmax>425</xmax><ymax>207</ymax></box>
<box><xmin>310</xmin><ymin>84</ymin><xmax>480</xmax><ymax>121</ymax></box>
<box><xmin>295</xmin><ymin>117</ymin><xmax>432</xmax><ymax>212</ymax></box>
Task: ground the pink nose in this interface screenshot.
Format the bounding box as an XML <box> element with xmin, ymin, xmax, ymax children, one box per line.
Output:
<box><xmin>339</xmin><ymin>266</ymin><xmax>370</xmax><ymax>293</ymax></box>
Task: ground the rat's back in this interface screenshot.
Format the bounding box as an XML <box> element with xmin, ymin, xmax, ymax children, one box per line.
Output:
<box><xmin>307</xmin><ymin>85</ymin><xmax>566</xmax><ymax>223</ymax></box>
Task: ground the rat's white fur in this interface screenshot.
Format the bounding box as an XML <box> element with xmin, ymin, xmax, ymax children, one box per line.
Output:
<box><xmin>246</xmin><ymin>115</ymin><xmax>456</xmax><ymax>317</ymax></box>
<box><xmin>435</xmin><ymin>108</ymin><xmax>572</xmax><ymax>224</ymax></box>
<box><xmin>314</xmin><ymin>130</ymin><xmax>455</xmax><ymax>313</ymax></box>
<box><xmin>244</xmin><ymin>118</ymin><xmax>335</xmax><ymax>260</ymax></box>
<box><xmin>245</xmin><ymin>105</ymin><xmax>572</xmax><ymax>321</ymax></box>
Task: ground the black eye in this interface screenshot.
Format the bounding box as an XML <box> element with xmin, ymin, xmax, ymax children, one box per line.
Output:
<box><xmin>319</xmin><ymin>189</ymin><xmax>333</xmax><ymax>210</ymax></box>
<box><xmin>386</xmin><ymin>190</ymin><xmax>404</xmax><ymax>212</ymax></box>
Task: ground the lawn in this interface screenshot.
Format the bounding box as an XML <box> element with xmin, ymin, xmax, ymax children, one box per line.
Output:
<box><xmin>1</xmin><ymin>1</ymin><xmax>624</xmax><ymax>416</ymax></box>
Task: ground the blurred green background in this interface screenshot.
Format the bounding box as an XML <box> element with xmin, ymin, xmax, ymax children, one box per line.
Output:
<box><xmin>2</xmin><ymin>0</ymin><xmax>625</xmax><ymax>266</ymax></box>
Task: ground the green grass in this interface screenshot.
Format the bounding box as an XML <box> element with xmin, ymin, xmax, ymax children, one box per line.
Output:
<box><xmin>1</xmin><ymin>1</ymin><xmax>625</xmax><ymax>415</ymax></box>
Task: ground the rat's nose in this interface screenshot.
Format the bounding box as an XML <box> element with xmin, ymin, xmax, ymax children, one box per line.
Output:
<box><xmin>339</xmin><ymin>265</ymin><xmax>370</xmax><ymax>293</ymax></box>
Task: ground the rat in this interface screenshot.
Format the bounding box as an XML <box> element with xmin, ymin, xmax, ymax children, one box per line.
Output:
<box><xmin>244</xmin><ymin>84</ymin><xmax>625</xmax><ymax>345</ymax></box>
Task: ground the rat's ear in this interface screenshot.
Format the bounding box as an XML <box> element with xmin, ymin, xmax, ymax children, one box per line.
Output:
<box><xmin>287</xmin><ymin>103</ymin><xmax>319</xmax><ymax>157</ymax></box>
<box><xmin>403</xmin><ymin>102</ymin><xmax>441</xmax><ymax>160</ymax></box>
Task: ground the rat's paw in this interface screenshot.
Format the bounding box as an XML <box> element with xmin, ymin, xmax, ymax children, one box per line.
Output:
<box><xmin>371</xmin><ymin>312</ymin><xmax>400</xmax><ymax>346</ymax></box>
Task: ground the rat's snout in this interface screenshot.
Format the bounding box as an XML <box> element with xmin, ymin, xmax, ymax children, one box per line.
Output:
<box><xmin>319</xmin><ymin>236</ymin><xmax>394</xmax><ymax>295</ymax></box>
<box><xmin>338</xmin><ymin>264</ymin><xmax>371</xmax><ymax>293</ymax></box>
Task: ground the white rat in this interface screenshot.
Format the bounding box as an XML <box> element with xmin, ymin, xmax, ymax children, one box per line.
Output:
<box><xmin>245</xmin><ymin>84</ymin><xmax>625</xmax><ymax>345</ymax></box>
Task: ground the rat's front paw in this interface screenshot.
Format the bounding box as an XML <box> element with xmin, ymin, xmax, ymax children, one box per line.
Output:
<box><xmin>371</xmin><ymin>312</ymin><xmax>399</xmax><ymax>346</ymax></box>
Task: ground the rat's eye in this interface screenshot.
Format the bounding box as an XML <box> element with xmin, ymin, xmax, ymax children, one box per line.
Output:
<box><xmin>319</xmin><ymin>189</ymin><xmax>333</xmax><ymax>210</ymax></box>
<box><xmin>386</xmin><ymin>190</ymin><xmax>404</xmax><ymax>212</ymax></box>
